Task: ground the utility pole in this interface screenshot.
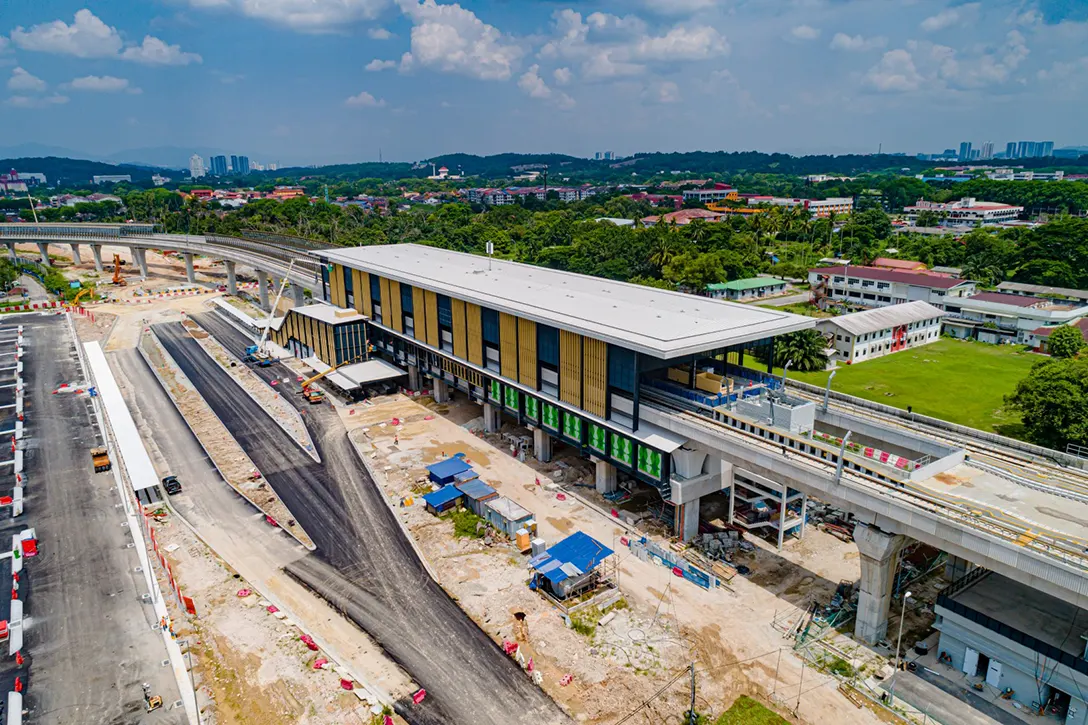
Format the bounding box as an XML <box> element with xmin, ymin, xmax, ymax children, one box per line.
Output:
<box><xmin>688</xmin><ymin>662</ymin><xmax>697</xmax><ymax>725</ymax></box>
<box><xmin>795</xmin><ymin>661</ymin><xmax>805</xmax><ymax>714</ymax></box>
<box><xmin>772</xmin><ymin>648</ymin><xmax>782</xmax><ymax>700</ymax></box>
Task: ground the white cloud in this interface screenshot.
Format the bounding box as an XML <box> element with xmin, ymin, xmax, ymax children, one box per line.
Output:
<box><xmin>396</xmin><ymin>0</ymin><xmax>524</xmax><ymax>81</ymax></box>
<box><xmin>646</xmin><ymin>80</ymin><xmax>680</xmax><ymax>104</ymax></box>
<box><xmin>634</xmin><ymin>25</ymin><xmax>729</xmax><ymax>60</ymax></box>
<box><xmin>11</xmin><ymin>9</ymin><xmax>123</xmax><ymax>58</ymax></box>
<box><xmin>212</xmin><ymin>70</ymin><xmax>245</xmax><ymax>84</ymax></box>
<box><xmin>6</xmin><ymin>94</ymin><xmax>69</xmax><ymax>108</ymax></box>
<box><xmin>183</xmin><ymin>0</ymin><xmax>387</xmax><ymax>32</ymax></box>
<box><xmin>553</xmin><ymin>67</ymin><xmax>572</xmax><ymax>86</ymax></box>
<box><xmin>368</xmin><ymin>27</ymin><xmax>393</xmax><ymax>39</ymax></box>
<box><xmin>8</xmin><ymin>68</ymin><xmax>46</xmax><ymax>93</ymax></box>
<box><xmin>920</xmin><ymin>3</ymin><xmax>980</xmax><ymax>32</ymax></box>
<box><xmin>864</xmin><ymin>49</ymin><xmax>923</xmax><ymax>92</ymax></box>
<box><xmin>1038</xmin><ymin>56</ymin><xmax>1088</xmax><ymax>81</ymax></box>
<box><xmin>517</xmin><ymin>64</ymin><xmax>574</xmax><ymax>108</ymax></box>
<box><xmin>830</xmin><ymin>32</ymin><xmax>886</xmax><ymax>51</ymax></box>
<box><xmin>0</xmin><ymin>38</ymin><xmax>9</xmax><ymax>54</ymax></box>
<box><xmin>791</xmin><ymin>25</ymin><xmax>820</xmax><ymax>41</ymax></box>
<box><xmin>345</xmin><ymin>90</ymin><xmax>386</xmax><ymax>107</ymax></box>
<box><xmin>865</xmin><ymin>30</ymin><xmax>1029</xmax><ymax>93</ymax></box>
<box><xmin>68</xmin><ymin>75</ymin><xmax>139</xmax><ymax>93</ymax></box>
<box><xmin>121</xmin><ymin>36</ymin><xmax>203</xmax><ymax>65</ymax></box>
<box><xmin>366</xmin><ymin>59</ymin><xmax>397</xmax><ymax>71</ymax></box>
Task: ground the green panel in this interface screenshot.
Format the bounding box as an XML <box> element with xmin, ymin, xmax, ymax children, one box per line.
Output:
<box><xmin>489</xmin><ymin>379</ymin><xmax>502</xmax><ymax>401</ymax></box>
<box><xmin>588</xmin><ymin>423</ymin><xmax>608</xmax><ymax>454</ymax></box>
<box><xmin>610</xmin><ymin>433</ymin><xmax>633</xmax><ymax>468</ymax></box>
<box><xmin>638</xmin><ymin>447</ymin><xmax>664</xmax><ymax>480</ymax></box>
<box><xmin>503</xmin><ymin>386</ymin><xmax>520</xmax><ymax>411</ymax></box>
<box><xmin>562</xmin><ymin>413</ymin><xmax>582</xmax><ymax>443</ymax></box>
<box><xmin>542</xmin><ymin>403</ymin><xmax>560</xmax><ymax>431</ymax></box>
<box><xmin>524</xmin><ymin>396</ymin><xmax>539</xmax><ymax>422</ymax></box>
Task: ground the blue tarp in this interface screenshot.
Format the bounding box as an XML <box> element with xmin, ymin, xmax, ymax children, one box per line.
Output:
<box><xmin>427</xmin><ymin>456</ymin><xmax>473</xmax><ymax>485</ymax></box>
<box><xmin>422</xmin><ymin>486</ymin><xmax>464</xmax><ymax>510</ymax></box>
<box><xmin>455</xmin><ymin>479</ymin><xmax>496</xmax><ymax>501</ymax></box>
<box><xmin>529</xmin><ymin>531</ymin><xmax>613</xmax><ymax>585</ymax></box>
<box><xmin>453</xmin><ymin>469</ymin><xmax>479</xmax><ymax>484</ymax></box>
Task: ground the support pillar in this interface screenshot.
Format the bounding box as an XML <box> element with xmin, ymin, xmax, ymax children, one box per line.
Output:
<box><xmin>481</xmin><ymin>401</ymin><xmax>500</xmax><ymax>432</ymax></box>
<box><xmin>407</xmin><ymin>364</ymin><xmax>421</xmax><ymax>391</ymax></box>
<box><xmin>291</xmin><ymin>284</ymin><xmax>306</xmax><ymax>308</ymax></box>
<box><xmin>5</xmin><ymin>242</ymin><xmax>15</xmax><ymax>260</ymax></box>
<box><xmin>133</xmin><ymin>248</ymin><xmax>148</xmax><ymax>279</ymax></box>
<box><xmin>433</xmin><ymin>378</ymin><xmax>450</xmax><ymax>405</ymax></box>
<box><xmin>944</xmin><ymin>555</ymin><xmax>975</xmax><ymax>583</ymax></box>
<box><xmin>256</xmin><ymin>270</ymin><xmax>269</xmax><ymax>311</ymax></box>
<box><xmin>183</xmin><ymin>252</ymin><xmax>196</xmax><ymax>284</ymax></box>
<box><xmin>36</xmin><ymin>243</ymin><xmax>50</xmax><ymax>266</ymax></box>
<box><xmin>69</xmin><ymin>244</ymin><xmax>82</xmax><ymax>265</ymax></box>
<box><xmin>533</xmin><ymin>428</ymin><xmax>553</xmax><ymax>463</ymax></box>
<box><xmin>90</xmin><ymin>244</ymin><xmax>103</xmax><ymax>272</ymax></box>
<box><xmin>595</xmin><ymin>459</ymin><xmax>618</xmax><ymax>495</ymax></box>
<box><xmin>854</xmin><ymin>522</ymin><xmax>907</xmax><ymax>645</ymax></box>
<box><xmin>676</xmin><ymin>499</ymin><xmax>700</xmax><ymax>543</ymax></box>
<box><xmin>224</xmin><ymin>261</ymin><xmax>237</xmax><ymax>295</ymax></box>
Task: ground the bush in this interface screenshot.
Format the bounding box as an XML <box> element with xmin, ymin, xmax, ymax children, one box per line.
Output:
<box><xmin>441</xmin><ymin>507</ymin><xmax>486</xmax><ymax>539</ymax></box>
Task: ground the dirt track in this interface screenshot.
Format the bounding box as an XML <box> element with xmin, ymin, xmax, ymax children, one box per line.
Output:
<box><xmin>153</xmin><ymin>319</ymin><xmax>569</xmax><ymax>725</ymax></box>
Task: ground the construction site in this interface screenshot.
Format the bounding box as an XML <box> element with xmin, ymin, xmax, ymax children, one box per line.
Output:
<box><xmin>1</xmin><ymin>226</ymin><xmax>1087</xmax><ymax>725</ymax></box>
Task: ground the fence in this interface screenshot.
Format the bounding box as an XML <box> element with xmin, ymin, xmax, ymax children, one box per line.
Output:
<box><xmin>143</xmin><ymin>511</ymin><xmax>197</xmax><ymax>616</ymax></box>
<box><xmin>624</xmin><ymin>535</ymin><xmax>720</xmax><ymax>590</ymax></box>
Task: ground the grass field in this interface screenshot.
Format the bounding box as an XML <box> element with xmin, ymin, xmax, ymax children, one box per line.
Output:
<box><xmin>704</xmin><ymin>695</ymin><xmax>790</xmax><ymax>724</ymax></box>
<box><xmin>770</xmin><ymin>338</ymin><xmax>1040</xmax><ymax>435</ymax></box>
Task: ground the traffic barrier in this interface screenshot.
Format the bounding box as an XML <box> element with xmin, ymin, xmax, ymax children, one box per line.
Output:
<box><xmin>143</xmin><ymin>512</ymin><xmax>197</xmax><ymax>616</ymax></box>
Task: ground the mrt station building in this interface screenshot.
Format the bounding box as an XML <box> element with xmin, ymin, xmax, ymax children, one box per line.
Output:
<box><xmin>294</xmin><ymin>243</ymin><xmax>813</xmax><ymax>538</ymax></box>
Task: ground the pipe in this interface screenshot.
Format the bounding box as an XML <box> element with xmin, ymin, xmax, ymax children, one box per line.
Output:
<box><xmin>823</xmin><ymin>370</ymin><xmax>837</xmax><ymax>412</ymax></box>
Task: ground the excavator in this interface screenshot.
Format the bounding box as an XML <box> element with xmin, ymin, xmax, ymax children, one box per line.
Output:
<box><xmin>299</xmin><ymin>350</ymin><xmax>371</xmax><ymax>404</ymax></box>
<box><xmin>111</xmin><ymin>254</ymin><xmax>126</xmax><ymax>286</ymax></box>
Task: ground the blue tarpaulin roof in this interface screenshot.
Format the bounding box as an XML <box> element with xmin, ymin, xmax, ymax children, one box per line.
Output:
<box><xmin>427</xmin><ymin>456</ymin><xmax>473</xmax><ymax>483</ymax></box>
<box><xmin>454</xmin><ymin>469</ymin><xmax>479</xmax><ymax>484</ymax></box>
<box><xmin>529</xmin><ymin>531</ymin><xmax>613</xmax><ymax>585</ymax></box>
<box><xmin>455</xmin><ymin>479</ymin><xmax>496</xmax><ymax>501</ymax></box>
<box><xmin>422</xmin><ymin>486</ymin><xmax>464</xmax><ymax>509</ymax></box>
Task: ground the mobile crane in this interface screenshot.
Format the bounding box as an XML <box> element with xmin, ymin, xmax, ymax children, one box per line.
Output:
<box><xmin>243</xmin><ymin>262</ymin><xmax>294</xmax><ymax>365</ymax></box>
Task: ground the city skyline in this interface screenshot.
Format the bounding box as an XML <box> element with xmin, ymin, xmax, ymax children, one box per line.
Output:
<box><xmin>3</xmin><ymin>1</ymin><xmax>1088</xmax><ymax>165</ymax></box>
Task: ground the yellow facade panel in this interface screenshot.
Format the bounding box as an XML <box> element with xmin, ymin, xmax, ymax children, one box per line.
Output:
<box><xmin>560</xmin><ymin>330</ymin><xmax>582</xmax><ymax>407</ymax></box>
<box><xmin>424</xmin><ymin>290</ymin><xmax>439</xmax><ymax>348</ymax></box>
<box><xmin>465</xmin><ymin>302</ymin><xmax>483</xmax><ymax>366</ymax></box>
<box><xmin>500</xmin><ymin>312</ymin><xmax>518</xmax><ymax>380</ymax></box>
<box><xmin>353</xmin><ymin>270</ymin><xmax>371</xmax><ymax>316</ymax></box>
<box><xmin>379</xmin><ymin>276</ymin><xmax>391</xmax><ymax>327</ymax></box>
<box><xmin>389</xmin><ymin>280</ymin><xmax>403</xmax><ymax>333</ymax></box>
<box><xmin>582</xmin><ymin>338</ymin><xmax>607</xmax><ymax>418</ymax></box>
<box><xmin>518</xmin><ymin>318</ymin><xmax>537</xmax><ymax>389</ymax></box>
<box><xmin>412</xmin><ymin>287</ymin><xmax>427</xmax><ymax>342</ymax></box>
<box><xmin>451</xmin><ymin>298</ymin><xmax>467</xmax><ymax>359</ymax></box>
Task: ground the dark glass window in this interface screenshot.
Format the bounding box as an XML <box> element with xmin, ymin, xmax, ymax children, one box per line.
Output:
<box><xmin>608</xmin><ymin>344</ymin><xmax>636</xmax><ymax>393</ymax></box>
<box><xmin>538</xmin><ymin>324</ymin><xmax>559</xmax><ymax>366</ymax></box>
<box><xmin>438</xmin><ymin>294</ymin><xmax>453</xmax><ymax>328</ymax></box>
<box><xmin>482</xmin><ymin>307</ymin><xmax>500</xmax><ymax>344</ymax></box>
<box><xmin>401</xmin><ymin>283</ymin><xmax>414</xmax><ymax>313</ymax></box>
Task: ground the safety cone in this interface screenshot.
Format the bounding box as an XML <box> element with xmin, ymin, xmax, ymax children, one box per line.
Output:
<box><xmin>15</xmin><ymin>651</ymin><xmax>23</xmax><ymax>665</ymax></box>
<box><xmin>14</xmin><ymin>676</ymin><xmax>22</xmax><ymax>692</ymax></box>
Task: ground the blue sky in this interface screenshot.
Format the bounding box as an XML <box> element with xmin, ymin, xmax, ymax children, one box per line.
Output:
<box><xmin>2</xmin><ymin>0</ymin><xmax>1087</xmax><ymax>166</ymax></box>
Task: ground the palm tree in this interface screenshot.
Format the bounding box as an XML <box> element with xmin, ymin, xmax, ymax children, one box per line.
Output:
<box><xmin>774</xmin><ymin>329</ymin><xmax>829</xmax><ymax>372</ymax></box>
<box><xmin>649</xmin><ymin>231</ymin><xmax>681</xmax><ymax>271</ymax></box>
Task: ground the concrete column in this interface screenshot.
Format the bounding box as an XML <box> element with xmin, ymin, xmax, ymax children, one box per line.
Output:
<box><xmin>291</xmin><ymin>284</ymin><xmax>306</xmax><ymax>308</ymax></box>
<box><xmin>183</xmin><ymin>253</ymin><xmax>196</xmax><ymax>284</ymax></box>
<box><xmin>944</xmin><ymin>555</ymin><xmax>976</xmax><ymax>583</ymax></box>
<box><xmin>407</xmin><ymin>364</ymin><xmax>421</xmax><ymax>391</ymax></box>
<box><xmin>595</xmin><ymin>459</ymin><xmax>618</xmax><ymax>495</ymax></box>
<box><xmin>36</xmin><ymin>243</ymin><xmax>50</xmax><ymax>266</ymax></box>
<box><xmin>854</xmin><ymin>522</ymin><xmax>907</xmax><ymax>645</ymax></box>
<box><xmin>5</xmin><ymin>242</ymin><xmax>15</xmax><ymax>260</ymax></box>
<box><xmin>90</xmin><ymin>244</ymin><xmax>104</xmax><ymax>272</ymax></box>
<box><xmin>482</xmin><ymin>401</ymin><xmax>500</xmax><ymax>432</ymax></box>
<box><xmin>433</xmin><ymin>378</ymin><xmax>450</xmax><ymax>405</ymax></box>
<box><xmin>533</xmin><ymin>428</ymin><xmax>553</xmax><ymax>463</ymax></box>
<box><xmin>256</xmin><ymin>270</ymin><xmax>269</xmax><ymax>310</ymax></box>
<box><xmin>69</xmin><ymin>244</ymin><xmax>82</xmax><ymax>265</ymax></box>
<box><xmin>675</xmin><ymin>500</ymin><xmax>700</xmax><ymax>542</ymax></box>
<box><xmin>133</xmin><ymin>248</ymin><xmax>148</xmax><ymax>279</ymax></box>
<box><xmin>224</xmin><ymin>261</ymin><xmax>237</xmax><ymax>295</ymax></box>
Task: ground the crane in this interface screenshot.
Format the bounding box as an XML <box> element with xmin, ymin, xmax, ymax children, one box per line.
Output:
<box><xmin>245</xmin><ymin>261</ymin><xmax>295</xmax><ymax>363</ymax></box>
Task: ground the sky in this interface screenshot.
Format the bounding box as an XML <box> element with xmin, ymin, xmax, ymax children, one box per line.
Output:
<box><xmin>2</xmin><ymin>0</ymin><xmax>1088</xmax><ymax>166</ymax></box>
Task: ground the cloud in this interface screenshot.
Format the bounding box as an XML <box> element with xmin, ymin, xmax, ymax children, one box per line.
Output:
<box><xmin>634</xmin><ymin>25</ymin><xmax>729</xmax><ymax>60</ymax></box>
<box><xmin>829</xmin><ymin>32</ymin><xmax>886</xmax><ymax>51</ymax></box>
<box><xmin>183</xmin><ymin>0</ymin><xmax>387</xmax><ymax>32</ymax></box>
<box><xmin>67</xmin><ymin>75</ymin><xmax>140</xmax><ymax>93</ymax></box>
<box><xmin>11</xmin><ymin>9</ymin><xmax>123</xmax><ymax>58</ymax></box>
<box><xmin>366</xmin><ymin>59</ymin><xmax>397</xmax><ymax>71</ymax></box>
<box><xmin>553</xmin><ymin>67</ymin><xmax>572</xmax><ymax>86</ymax></box>
<box><xmin>791</xmin><ymin>25</ymin><xmax>820</xmax><ymax>40</ymax></box>
<box><xmin>1038</xmin><ymin>56</ymin><xmax>1088</xmax><ymax>81</ymax></box>
<box><xmin>121</xmin><ymin>36</ymin><xmax>202</xmax><ymax>65</ymax></box>
<box><xmin>517</xmin><ymin>64</ymin><xmax>574</xmax><ymax>108</ymax></box>
<box><xmin>864</xmin><ymin>49</ymin><xmax>923</xmax><ymax>92</ymax></box>
<box><xmin>865</xmin><ymin>31</ymin><xmax>1029</xmax><ymax>93</ymax></box>
<box><xmin>396</xmin><ymin>0</ymin><xmax>524</xmax><ymax>81</ymax></box>
<box><xmin>345</xmin><ymin>90</ymin><xmax>386</xmax><ymax>107</ymax></box>
<box><xmin>368</xmin><ymin>27</ymin><xmax>393</xmax><ymax>40</ymax></box>
<box><xmin>920</xmin><ymin>3</ymin><xmax>980</xmax><ymax>32</ymax></box>
<box><xmin>212</xmin><ymin>70</ymin><xmax>245</xmax><ymax>84</ymax></box>
<box><xmin>8</xmin><ymin>68</ymin><xmax>46</xmax><ymax>93</ymax></box>
<box><xmin>651</xmin><ymin>80</ymin><xmax>681</xmax><ymax>103</ymax></box>
<box><xmin>11</xmin><ymin>10</ymin><xmax>201</xmax><ymax>65</ymax></box>
<box><xmin>0</xmin><ymin>38</ymin><xmax>9</xmax><ymax>54</ymax></box>
<box><xmin>6</xmin><ymin>94</ymin><xmax>69</xmax><ymax>108</ymax></box>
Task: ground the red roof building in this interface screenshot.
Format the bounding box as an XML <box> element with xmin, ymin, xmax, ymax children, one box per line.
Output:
<box><xmin>871</xmin><ymin>257</ymin><xmax>928</xmax><ymax>272</ymax></box>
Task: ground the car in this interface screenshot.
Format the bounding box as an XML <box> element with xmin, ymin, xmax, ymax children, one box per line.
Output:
<box><xmin>161</xmin><ymin>475</ymin><xmax>182</xmax><ymax>495</ymax></box>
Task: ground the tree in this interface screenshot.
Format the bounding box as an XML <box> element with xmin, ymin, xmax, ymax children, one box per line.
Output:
<box><xmin>915</xmin><ymin>209</ymin><xmax>941</xmax><ymax>227</ymax></box>
<box><xmin>773</xmin><ymin>329</ymin><xmax>829</xmax><ymax>372</ymax></box>
<box><xmin>1006</xmin><ymin>357</ymin><xmax>1088</xmax><ymax>450</ymax></box>
<box><xmin>1048</xmin><ymin>325</ymin><xmax>1085</xmax><ymax>359</ymax></box>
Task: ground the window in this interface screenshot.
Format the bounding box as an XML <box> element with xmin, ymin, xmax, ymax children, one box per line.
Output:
<box><xmin>482</xmin><ymin>307</ymin><xmax>500</xmax><ymax>345</ymax></box>
<box><xmin>608</xmin><ymin>344</ymin><xmax>636</xmax><ymax>394</ymax></box>
<box><xmin>370</xmin><ymin>274</ymin><xmax>381</xmax><ymax>301</ymax></box>
<box><xmin>538</xmin><ymin>324</ymin><xmax>559</xmax><ymax>366</ymax></box>
<box><xmin>401</xmin><ymin>283</ymin><xmax>414</xmax><ymax>313</ymax></box>
<box><xmin>437</xmin><ymin>294</ymin><xmax>453</xmax><ymax>328</ymax></box>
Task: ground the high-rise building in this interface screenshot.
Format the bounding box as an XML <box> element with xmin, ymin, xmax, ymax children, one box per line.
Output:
<box><xmin>230</xmin><ymin>155</ymin><xmax>250</xmax><ymax>175</ymax></box>
<box><xmin>1016</xmin><ymin>141</ymin><xmax>1029</xmax><ymax>159</ymax></box>
<box><xmin>209</xmin><ymin>155</ymin><xmax>228</xmax><ymax>176</ymax></box>
<box><xmin>1006</xmin><ymin>142</ymin><xmax>1017</xmax><ymax>159</ymax></box>
<box><xmin>189</xmin><ymin>154</ymin><xmax>206</xmax><ymax>179</ymax></box>
<box><xmin>1039</xmin><ymin>141</ymin><xmax>1055</xmax><ymax>158</ymax></box>
<box><xmin>980</xmin><ymin>142</ymin><xmax>995</xmax><ymax>160</ymax></box>
<box><xmin>970</xmin><ymin>148</ymin><xmax>981</xmax><ymax>161</ymax></box>
<box><xmin>958</xmin><ymin>142</ymin><xmax>972</xmax><ymax>161</ymax></box>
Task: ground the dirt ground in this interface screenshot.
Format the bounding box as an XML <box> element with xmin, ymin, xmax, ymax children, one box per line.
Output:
<box><xmin>339</xmin><ymin>393</ymin><xmax>887</xmax><ymax>725</ymax></box>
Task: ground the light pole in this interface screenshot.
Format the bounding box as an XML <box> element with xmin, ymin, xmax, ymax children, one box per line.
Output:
<box><xmin>889</xmin><ymin>590</ymin><xmax>912</xmax><ymax>706</ymax></box>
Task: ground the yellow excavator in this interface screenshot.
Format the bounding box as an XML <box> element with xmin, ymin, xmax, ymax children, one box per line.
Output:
<box><xmin>112</xmin><ymin>254</ymin><xmax>126</xmax><ymax>286</ymax></box>
<box><xmin>72</xmin><ymin>288</ymin><xmax>91</xmax><ymax>305</ymax></box>
<box><xmin>299</xmin><ymin>351</ymin><xmax>371</xmax><ymax>403</ymax></box>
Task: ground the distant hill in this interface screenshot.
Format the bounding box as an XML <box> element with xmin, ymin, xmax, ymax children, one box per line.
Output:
<box><xmin>0</xmin><ymin>157</ymin><xmax>178</xmax><ymax>187</ymax></box>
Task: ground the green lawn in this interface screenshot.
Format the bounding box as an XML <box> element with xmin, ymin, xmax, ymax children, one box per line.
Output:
<box><xmin>704</xmin><ymin>695</ymin><xmax>790</xmax><ymax>725</ymax></box>
<box><xmin>772</xmin><ymin>338</ymin><xmax>1039</xmax><ymax>435</ymax></box>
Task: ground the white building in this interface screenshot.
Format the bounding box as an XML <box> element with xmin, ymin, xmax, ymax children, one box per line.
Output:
<box><xmin>744</xmin><ymin>196</ymin><xmax>854</xmax><ymax>218</ymax></box>
<box><xmin>808</xmin><ymin>265</ymin><xmax>977</xmax><ymax>310</ymax></box>
<box><xmin>92</xmin><ymin>175</ymin><xmax>131</xmax><ymax>185</ymax></box>
<box><xmin>189</xmin><ymin>154</ymin><xmax>206</xmax><ymax>179</ymax></box>
<box><xmin>943</xmin><ymin>292</ymin><xmax>1088</xmax><ymax>345</ymax></box>
<box><xmin>682</xmin><ymin>187</ymin><xmax>737</xmax><ymax>203</ymax></box>
<box><xmin>985</xmin><ymin>170</ymin><xmax>1064</xmax><ymax>182</ymax></box>
<box><xmin>816</xmin><ymin>301</ymin><xmax>945</xmax><ymax>364</ymax></box>
<box><xmin>904</xmin><ymin>198</ymin><xmax>1023</xmax><ymax>225</ymax></box>
<box><xmin>152</xmin><ymin>174</ymin><xmax>170</xmax><ymax>187</ymax></box>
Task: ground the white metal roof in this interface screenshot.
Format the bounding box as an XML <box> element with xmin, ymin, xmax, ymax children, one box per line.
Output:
<box><xmin>816</xmin><ymin>301</ymin><xmax>945</xmax><ymax>337</ymax></box>
<box><xmin>484</xmin><ymin>496</ymin><xmax>533</xmax><ymax>521</ymax></box>
<box><xmin>339</xmin><ymin>358</ymin><xmax>407</xmax><ymax>385</ymax></box>
<box><xmin>292</xmin><ymin>303</ymin><xmax>365</xmax><ymax>325</ymax></box>
<box><xmin>302</xmin><ymin>356</ymin><xmax>359</xmax><ymax>391</ymax></box>
<box><xmin>996</xmin><ymin>281</ymin><xmax>1088</xmax><ymax>302</ymax></box>
<box><xmin>318</xmin><ymin>243</ymin><xmax>813</xmax><ymax>358</ymax></box>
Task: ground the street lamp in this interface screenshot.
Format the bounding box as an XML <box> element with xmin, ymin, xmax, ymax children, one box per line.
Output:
<box><xmin>889</xmin><ymin>590</ymin><xmax>912</xmax><ymax>706</ymax></box>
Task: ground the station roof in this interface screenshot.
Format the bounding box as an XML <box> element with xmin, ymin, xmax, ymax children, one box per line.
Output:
<box><xmin>817</xmin><ymin>301</ymin><xmax>945</xmax><ymax>337</ymax></box>
<box><xmin>318</xmin><ymin>243</ymin><xmax>813</xmax><ymax>358</ymax></box>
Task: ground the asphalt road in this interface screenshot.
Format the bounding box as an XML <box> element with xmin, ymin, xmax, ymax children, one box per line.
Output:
<box><xmin>154</xmin><ymin>318</ymin><xmax>569</xmax><ymax>725</ymax></box>
<box><xmin>884</xmin><ymin>666</ymin><xmax>1023</xmax><ymax>725</ymax></box>
<box><xmin>18</xmin><ymin>315</ymin><xmax>183</xmax><ymax>725</ymax></box>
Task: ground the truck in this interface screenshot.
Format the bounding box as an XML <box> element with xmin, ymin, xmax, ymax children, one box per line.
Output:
<box><xmin>91</xmin><ymin>447</ymin><xmax>111</xmax><ymax>473</ymax></box>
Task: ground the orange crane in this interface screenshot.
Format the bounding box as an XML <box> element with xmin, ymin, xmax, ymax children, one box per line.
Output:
<box><xmin>112</xmin><ymin>254</ymin><xmax>126</xmax><ymax>286</ymax></box>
